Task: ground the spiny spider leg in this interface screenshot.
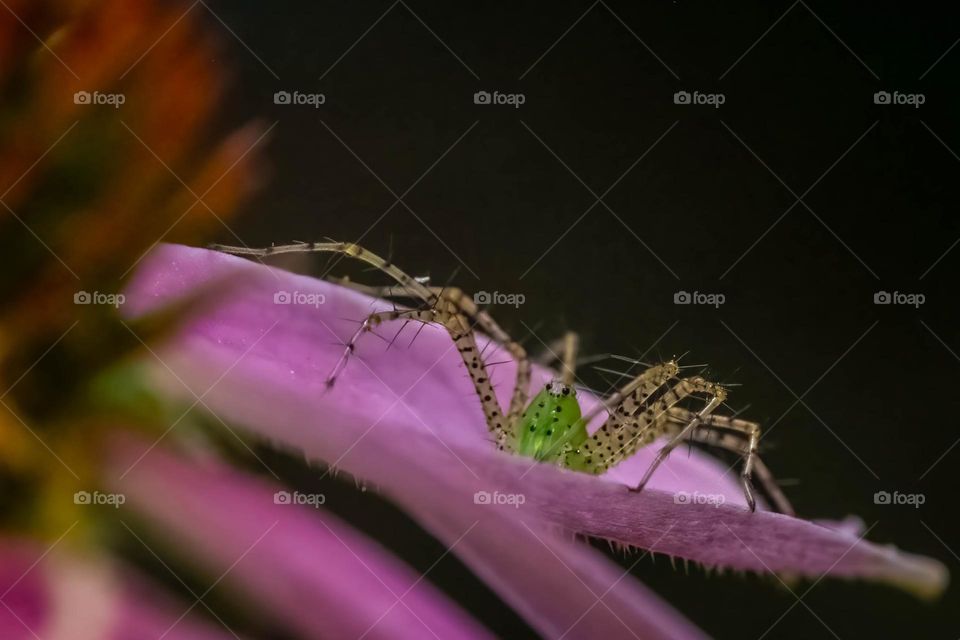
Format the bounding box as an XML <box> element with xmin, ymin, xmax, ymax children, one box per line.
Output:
<box><xmin>531</xmin><ymin>360</ymin><xmax>678</xmax><ymax>465</ymax></box>
<box><xmin>314</xmin><ymin>275</ymin><xmax>532</xmax><ymax>429</ymax></box>
<box><xmin>210</xmin><ymin>242</ymin><xmax>528</xmax><ymax>450</ymax></box>
<box><xmin>533</xmin><ymin>331</ymin><xmax>579</xmax><ymax>386</ymax></box>
<box><xmin>559</xmin><ymin>371</ymin><xmax>719</xmax><ymax>473</ymax></box>
<box><xmin>327</xmin><ymin>308</ymin><xmax>442</xmax><ymax>387</ymax></box>
<box><xmin>668</xmin><ymin>408</ymin><xmax>795</xmax><ymax>515</ymax></box>
<box><xmin>628</xmin><ymin>380</ymin><xmax>728</xmax><ymax>498</ymax></box>
<box><xmin>579</xmin><ymin>361</ymin><xmax>681</xmax><ymax>426</ymax></box>
<box><xmin>342</xmin><ymin>305</ymin><xmax>516</xmax><ymax>450</ymax></box>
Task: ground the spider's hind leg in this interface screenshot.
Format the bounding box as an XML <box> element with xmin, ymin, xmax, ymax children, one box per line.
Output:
<box><xmin>668</xmin><ymin>408</ymin><xmax>794</xmax><ymax>515</ymax></box>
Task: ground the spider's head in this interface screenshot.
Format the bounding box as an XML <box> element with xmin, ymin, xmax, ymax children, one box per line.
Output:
<box><xmin>511</xmin><ymin>381</ymin><xmax>584</xmax><ymax>463</ymax></box>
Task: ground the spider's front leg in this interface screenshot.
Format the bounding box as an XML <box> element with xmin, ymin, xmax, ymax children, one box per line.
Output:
<box><xmin>329</xmin><ymin>304</ymin><xmax>517</xmax><ymax>451</ymax></box>
<box><xmin>629</xmin><ymin>380</ymin><xmax>727</xmax><ymax>495</ymax></box>
<box><xmin>557</xmin><ymin>363</ymin><xmax>698</xmax><ymax>471</ymax></box>
<box><xmin>326</xmin><ymin>308</ymin><xmax>442</xmax><ymax>388</ymax></box>
<box><xmin>211</xmin><ymin>242</ymin><xmax>531</xmax><ymax>448</ymax></box>
<box><xmin>324</xmin><ymin>278</ymin><xmax>532</xmax><ymax>434</ymax></box>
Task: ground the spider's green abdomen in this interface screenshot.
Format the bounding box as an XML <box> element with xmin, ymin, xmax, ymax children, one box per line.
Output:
<box><xmin>512</xmin><ymin>382</ymin><xmax>588</xmax><ymax>463</ymax></box>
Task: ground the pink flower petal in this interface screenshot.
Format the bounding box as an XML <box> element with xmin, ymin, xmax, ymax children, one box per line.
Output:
<box><xmin>0</xmin><ymin>537</ymin><xmax>232</xmax><ymax>640</ymax></box>
<box><xmin>124</xmin><ymin>243</ymin><xmax>948</xmax><ymax>604</ymax></box>
<box><xmin>108</xmin><ymin>436</ymin><xmax>494</xmax><ymax>640</ymax></box>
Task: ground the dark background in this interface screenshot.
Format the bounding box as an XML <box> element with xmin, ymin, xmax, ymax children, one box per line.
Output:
<box><xmin>195</xmin><ymin>2</ymin><xmax>959</xmax><ymax>637</ymax></box>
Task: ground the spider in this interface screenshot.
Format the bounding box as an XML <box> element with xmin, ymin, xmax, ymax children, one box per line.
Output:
<box><xmin>210</xmin><ymin>241</ymin><xmax>793</xmax><ymax>514</ymax></box>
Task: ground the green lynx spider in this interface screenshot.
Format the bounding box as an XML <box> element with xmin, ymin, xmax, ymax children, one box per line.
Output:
<box><xmin>211</xmin><ymin>241</ymin><xmax>793</xmax><ymax>514</ymax></box>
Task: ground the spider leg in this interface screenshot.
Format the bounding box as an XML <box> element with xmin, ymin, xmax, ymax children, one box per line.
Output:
<box><xmin>668</xmin><ymin>408</ymin><xmax>794</xmax><ymax>515</ymax></box>
<box><xmin>326</xmin><ymin>308</ymin><xmax>441</xmax><ymax>388</ymax></box>
<box><xmin>533</xmin><ymin>331</ymin><xmax>579</xmax><ymax>385</ymax></box>
<box><xmin>629</xmin><ymin>379</ymin><xmax>727</xmax><ymax>498</ymax></box>
<box><xmin>561</xmin><ymin>368</ymin><xmax>717</xmax><ymax>474</ymax></box>
<box><xmin>579</xmin><ymin>360</ymin><xmax>680</xmax><ymax>426</ymax></box>
<box><xmin>632</xmin><ymin>378</ymin><xmax>724</xmax><ymax>496</ymax></box>
<box><xmin>210</xmin><ymin>242</ymin><xmax>524</xmax><ymax>447</ymax></box>
<box><xmin>322</xmin><ymin>279</ymin><xmax>532</xmax><ymax>434</ymax></box>
<box><xmin>335</xmin><ymin>281</ymin><xmax>534</xmax><ymax>430</ymax></box>
<box><xmin>442</xmin><ymin>311</ymin><xmax>516</xmax><ymax>451</ymax></box>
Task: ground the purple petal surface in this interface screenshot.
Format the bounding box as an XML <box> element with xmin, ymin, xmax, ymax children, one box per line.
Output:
<box><xmin>0</xmin><ymin>537</ymin><xmax>233</xmax><ymax>640</ymax></box>
<box><xmin>109</xmin><ymin>436</ymin><xmax>494</xmax><ymax>640</ymax></box>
